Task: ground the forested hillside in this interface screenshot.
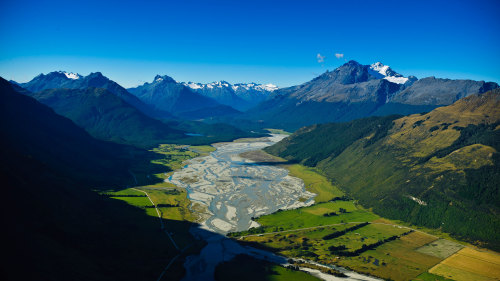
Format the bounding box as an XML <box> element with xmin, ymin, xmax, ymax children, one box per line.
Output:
<box><xmin>265</xmin><ymin>89</ymin><xmax>500</xmax><ymax>250</ymax></box>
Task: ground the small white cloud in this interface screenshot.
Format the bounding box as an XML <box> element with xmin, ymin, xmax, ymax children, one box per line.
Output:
<box><xmin>335</xmin><ymin>53</ymin><xmax>344</xmax><ymax>59</ymax></box>
<box><xmin>317</xmin><ymin>53</ymin><xmax>326</xmax><ymax>63</ymax></box>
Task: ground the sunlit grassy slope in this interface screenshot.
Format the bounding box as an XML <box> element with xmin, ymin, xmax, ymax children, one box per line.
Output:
<box><xmin>286</xmin><ymin>164</ymin><xmax>343</xmax><ymax>203</ymax></box>
<box><xmin>265</xmin><ymin>89</ymin><xmax>500</xmax><ymax>250</ymax></box>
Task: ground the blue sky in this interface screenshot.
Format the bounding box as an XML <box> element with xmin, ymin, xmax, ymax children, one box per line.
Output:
<box><xmin>1</xmin><ymin>0</ymin><xmax>499</xmax><ymax>88</ymax></box>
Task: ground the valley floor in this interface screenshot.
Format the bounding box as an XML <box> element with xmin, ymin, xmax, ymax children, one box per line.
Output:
<box><xmin>230</xmin><ymin>149</ymin><xmax>500</xmax><ymax>281</ymax></box>
<box><xmin>102</xmin><ymin>140</ymin><xmax>500</xmax><ymax>281</ymax></box>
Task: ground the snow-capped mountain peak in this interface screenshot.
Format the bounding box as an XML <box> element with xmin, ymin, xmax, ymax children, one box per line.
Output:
<box><xmin>59</xmin><ymin>71</ymin><xmax>81</xmax><ymax>80</ymax></box>
<box><xmin>231</xmin><ymin>82</ymin><xmax>278</xmax><ymax>92</ymax></box>
<box><xmin>369</xmin><ymin>62</ymin><xmax>408</xmax><ymax>84</ymax></box>
<box><xmin>259</xmin><ymin>83</ymin><xmax>279</xmax><ymax>92</ymax></box>
<box><xmin>184</xmin><ymin>82</ymin><xmax>203</xmax><ymax>89</ymax></box>
<box><xmin>182</xmin><ymin>81</ymin><xmax>278</xmax><ymax>92</ymax></box>
<box><xmin>153</xmin><ymin>75</ymin><xmax>176</xmax><ymax>83</ymax></box>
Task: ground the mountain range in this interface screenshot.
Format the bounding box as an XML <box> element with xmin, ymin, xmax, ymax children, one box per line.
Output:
<box><xmin>23</xmin><ymin>87</ymin><xmax>185</xmax><ymax>148</ymax></box>
<box><xmin>128</xmin><ymin>75</ymin><xmax>241</xmax><ymax>119</ymax></box>
<box><xmin>265</xmin><ymin>88</ymin><xmax>500</xmax><ymax>249</ymax></box>
<box><xmin>14</xmin><ymin>73</ymin><xmax>260</xmax><ymax>147</ymax></box>
<box><xmin>15</xmin><ymin>61</ymin><xmax>498</xmax><ymax>134</ymax></box>
<box><xmin>241</xmin><ymin>61</ymin><xmax>498</xmax><ymax>131</ymax></box>
<box><xmin>182</xmin><ymin>81</ymin><xmax>277</xmax><ymax>111</ymax></box>
<box><xmin>0</xmin><ymin>77</ymin><xmax>143</xmax><ymax>184</ymax></box>
<box><xmin>18</xmin><ymin>71</ymin><xmax>173</xmax><ymax>119</ymax></box>
<box><xmin>0</xmin><ymin>76</ymin><xmax>179</xmax><ymax>280</ymax></box>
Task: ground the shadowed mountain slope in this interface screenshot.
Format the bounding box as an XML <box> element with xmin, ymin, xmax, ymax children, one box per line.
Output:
<box><xmin>0</xmin><ymin>76</ymin><xmax>192</xmax><ymax>280</ymax></box>
<box><xmin>19</xmin><ymin>71</ymin><xmax>173</xmax><ymax>119</ymax></box>
<box><xmin>23</xmin><ymin>87</ymin><xmax>185</xmax><ymax>148</ymax></box>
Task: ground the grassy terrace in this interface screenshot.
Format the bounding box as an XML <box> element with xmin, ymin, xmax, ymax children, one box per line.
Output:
<box><xmin>230</xmin><ymin>201</ymin><xmax>379</xmax><ymax>236</ymax></box>
<box><xmin>285</xmin><ymin>164</ymin><xmax>343</xmax><ymax>203</ymax></box>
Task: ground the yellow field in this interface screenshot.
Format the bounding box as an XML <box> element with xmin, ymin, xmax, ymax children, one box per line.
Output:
<box><xmin>429</xmin><ymin>247</ymin><xmax>500</xmax><ymax>281</ymax></box>
<box><xmin>416</xmin><ymin>238</ymin><xmax>464</xmax><ymax>259</ymax></box>
<box><xmin>334</xmin><ymin>231</ymin><xmax>442</xmax><ymax>281</ymax></box>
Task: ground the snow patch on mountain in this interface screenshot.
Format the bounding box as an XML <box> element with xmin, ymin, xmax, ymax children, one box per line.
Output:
<box><xmin>183</xmin><ymin>81</ymin><xmax>278</xmax><ymax>92</ymax></box>
<box><xmin>369</xmin><ymin>62</ymin><xmax>408</xmax><ymax>84</ymax></box>
<box><xmin>184</xmin><ymin>82</ymin><xmax>202</xmax><ymax>89</ymax></box>
<box><xmin>61</xmin><ymin>72</ymin><xmax>80</xmax><ymax>80</ymax></box>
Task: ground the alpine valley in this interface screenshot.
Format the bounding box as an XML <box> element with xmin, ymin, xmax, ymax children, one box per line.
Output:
<box><xmin>3</xmin><ymin>60</ymin><xmax>500</xmax><ymax>281</ymax></box>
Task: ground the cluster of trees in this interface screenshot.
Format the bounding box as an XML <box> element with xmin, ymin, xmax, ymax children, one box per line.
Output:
<box><xmin>163</xmin><ymin>189</ymin><xmax>181</xmax><ymax>195</ymax></box>
<box><xmin>329</xmin><ymin>230</ymin><xmax>413</xmax><ymax>256</ymax></box>
<box><xmin>329</xmin><ymin>195</ymin><xmax>351</xmax><ymax>201</ymax></box>
<box><xmin>322</xmin><ymin>222</ymin><xmax>369</xmax><ymax>240</ymax></box>
<box><xmin>227</xmin><ymin>226</ymin><xmax>269</xmax><ymax>237</ymax></box>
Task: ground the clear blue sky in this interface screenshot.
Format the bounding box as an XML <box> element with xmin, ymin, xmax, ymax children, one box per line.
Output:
<box><xmin>1</xmin><ymin>0</ymin><xmax>499</xmax><ymax>88</ymax></box>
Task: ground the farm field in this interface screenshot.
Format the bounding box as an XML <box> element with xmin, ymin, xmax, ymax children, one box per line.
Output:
<box><xmin>240</xmin><ymin>223</ymin><xmax>440</xmax><ymax>281</ymax></box>
<box><xmin>413</xmin><ymin>272</ymin><xmax>455</xmax><ymax>281</ymax></box>
<box><xmin>429</xmin><ymin>247</ymin><xmax>500</xmax><ymax>281</ymax></box>
<box><xmin>333</xmin><ymin>231</ymin><xmax>442</xmax><ymax>281</ymax></box>
<box><xmin>255</xmin><ymin>201</ymin><xmax>379</xmax><ymax>231</ymax></box>
<box><xmin>416</xmin><ymin>239</ymin><xmax>464</xmax><ymax>259</ymax></box>
<box><xmin>229</xmin><ymin>164</ymin><xmax>487</xmax><ymax>281</ymax></box>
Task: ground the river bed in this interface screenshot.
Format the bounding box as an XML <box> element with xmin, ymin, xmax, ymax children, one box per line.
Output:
<box><xmin>166</xmin><ymin>134</ymin><xmax>380</xmax><ymax>281</ymax></box>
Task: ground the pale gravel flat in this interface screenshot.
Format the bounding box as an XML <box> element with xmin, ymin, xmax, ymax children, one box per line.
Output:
<box><xmin>167</xmin><ymin>134</ymin><xmax>315</xmax><ymax>234</ymax></box>
<box><xmin>175</xmin><ymin>134</ymin><xmax>376</xmax><ymax>281</ymax></box>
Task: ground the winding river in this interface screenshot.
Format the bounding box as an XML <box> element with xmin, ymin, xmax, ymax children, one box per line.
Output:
<box><xmin>166</xmin><ymin>134</ymin><xmax>380</xmax><ymax>281</ymax></box>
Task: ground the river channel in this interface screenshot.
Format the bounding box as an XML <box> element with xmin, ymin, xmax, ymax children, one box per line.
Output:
<box><xmin>166</xmin><ymin>134</ymin><xmax>380</xmax><ymax>281</ymax></box>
